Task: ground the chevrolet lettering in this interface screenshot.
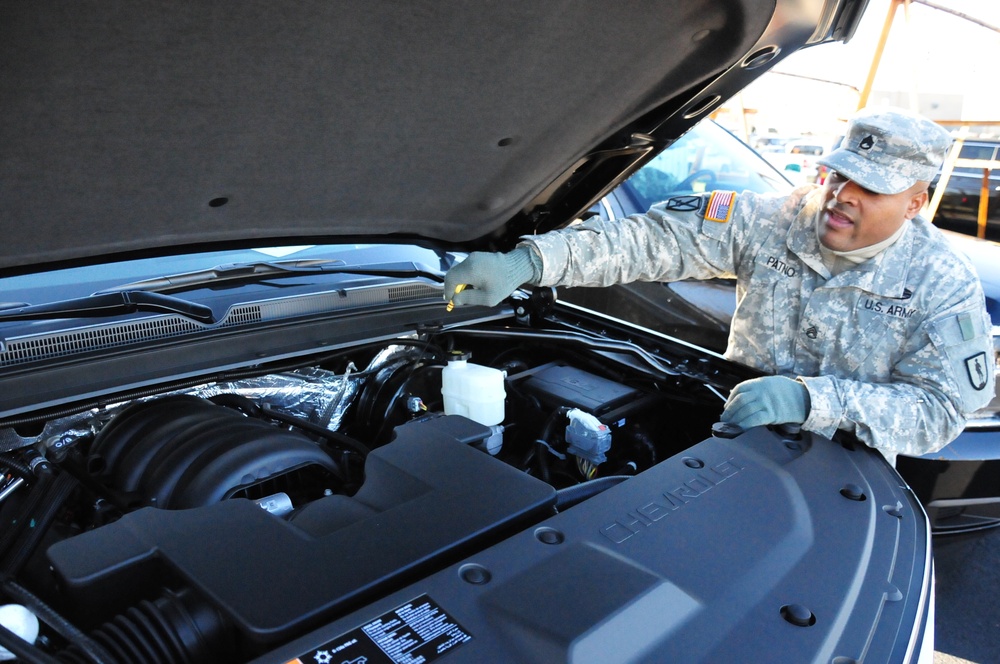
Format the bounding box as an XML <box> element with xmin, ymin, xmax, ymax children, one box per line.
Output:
<box><xmin>600</xmin><ymin>457</ymin><xmax>743</xmax><ymax>545</ymax></box>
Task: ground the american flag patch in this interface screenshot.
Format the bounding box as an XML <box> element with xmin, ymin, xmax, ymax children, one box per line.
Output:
<box><xmin>705</xmin><ymin>190</ymin><xmax>736</xmax><ymax>223</ymax></box>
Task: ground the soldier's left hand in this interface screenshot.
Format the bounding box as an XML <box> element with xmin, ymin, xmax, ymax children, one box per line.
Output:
<box><xmin>721</xmin><ymin>376</ymin><xmax>810</xmax><ymax>429</ymax></box>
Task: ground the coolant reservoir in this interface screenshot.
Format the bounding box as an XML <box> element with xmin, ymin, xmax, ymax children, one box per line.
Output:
<box><xmin>441</xmin><ymin>351</ymin><xmax>505</xmax><ymax>425</ymax></box>
<box><xmin>0</xmin><ymin>605</ymin><xmax>39</xmax><ymax>661</ymax></box>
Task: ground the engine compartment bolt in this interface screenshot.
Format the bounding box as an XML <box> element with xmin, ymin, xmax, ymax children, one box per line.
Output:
<box><xmin>459</xmin><ymin>564</ymin><xmax>492</xmax><ymax>585</ymax></box>
<box><xmin>780</xmin><ymin>604</ymin><xmax>815</xmax><ymax>627</ymax></box>
<box><xmin>840</xmin><ymin>484</ymin><xmax>866</xmax><ymax>501</ymax></box>
<box><xmin>711</xmin><ymin>422</ymin><xmax>742</xmax><ymax>439</ymax></box>
<box><xmin>534</xmin><ymin>527</ymin><xmax>565</xmax><ymax>545</ymax></box>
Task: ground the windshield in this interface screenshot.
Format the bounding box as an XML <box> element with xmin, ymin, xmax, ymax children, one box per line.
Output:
<box><xmin>622</xmin><ymin>120</ymin><xmax>791</xmax><ymax>211</ymax></box>
<box><xmin>0</xmin><ymin>244</ymin><xmax>453</xmax><ymax>308</ymax></box>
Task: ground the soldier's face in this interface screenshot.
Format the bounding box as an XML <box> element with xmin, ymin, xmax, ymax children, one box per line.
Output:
<box><xmin>820</xmin><ymin>172</ymin><xmax>929</xmax><ymax>252</ymax></box>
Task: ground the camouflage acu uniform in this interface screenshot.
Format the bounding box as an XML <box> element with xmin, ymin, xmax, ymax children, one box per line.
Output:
<box><xmin>521</xmin><ymin>185</ymin><xmax>995</xmax><ymax>459</ymax></box>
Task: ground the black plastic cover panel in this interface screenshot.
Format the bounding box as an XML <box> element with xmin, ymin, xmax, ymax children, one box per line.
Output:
<box><xmin>48</xmin><ymin>417</ymin><xmax>556</xmax><ymax>643</ymax></box>
<box><xmin>522</xmin><ymin>364</ymin><xmax>642</xmax><ymax>415</ymax></box>
<box><xmin>260</xmin><ymin>427</ymin><xmax>930</xmax><ymax>663</ymax></box>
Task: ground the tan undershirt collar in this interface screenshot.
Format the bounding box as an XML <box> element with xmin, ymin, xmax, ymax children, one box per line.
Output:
<box><xmin>816</xmin><ymin>210</ymin><xmax>908</xmax><ymax>276</ymax></box>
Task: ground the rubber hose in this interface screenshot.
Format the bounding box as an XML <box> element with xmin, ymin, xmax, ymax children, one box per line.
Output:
<box><xmin>0</xmin><ymin>453</ymin><xmax>34</xmax><ymax>480</ymax></box>
<box><xmin>1</xmin><ymin>472</ymin><xmax>77</xmax><ymax>577</ymax></box>
<box><xmin>0</xmin><ymin>622</ymin><xmax>62</xmax><ymax>664</ymax></box>
<box><xmin>555</xmin><ymin>475</ymin><xmax>632</xmax><ymax>510</ymax></box>
<box><xmin>2</xmin><ymin>580</ymin><xmax>116</xmax><ymax>664</ymax></box>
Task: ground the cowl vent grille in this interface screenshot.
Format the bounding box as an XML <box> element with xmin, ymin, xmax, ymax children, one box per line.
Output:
<box><xmin>0</xmin><ymin>281</ymin><xmax>438</xmax><ymax>368</ymax></box>
<box><xmin>1</xmin><ymin>317</ymin><xmax>204</xmax><ymax>367</ymax></box>
<box><xmin>388</xmin><ymin>284</ymin><xmax>433</xmax><ymax>302</ymax></box>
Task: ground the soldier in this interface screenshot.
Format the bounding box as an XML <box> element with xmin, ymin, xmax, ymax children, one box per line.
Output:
<box><xmin>444</xmin><ymin>107</ymin><xmax>995</xmax><ymax>461</ymax></box>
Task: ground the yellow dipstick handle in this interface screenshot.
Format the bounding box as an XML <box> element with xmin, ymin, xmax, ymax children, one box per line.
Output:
<box><xmin>446</xmin><ymin>284</ymin><xmax>467</xmax><ymax>312</ymax></box>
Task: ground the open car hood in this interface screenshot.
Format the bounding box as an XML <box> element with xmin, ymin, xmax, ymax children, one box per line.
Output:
<box><xmin>1</xmin><ymin>0</ymin><xmax>867</xmax><ymax>272</ymax></box>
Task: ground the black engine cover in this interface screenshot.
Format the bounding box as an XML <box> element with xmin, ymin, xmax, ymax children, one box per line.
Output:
<box><xmin>48</xmin><ymin>416</ymin><xmax>556</xmax><ymax>644</ymax></box>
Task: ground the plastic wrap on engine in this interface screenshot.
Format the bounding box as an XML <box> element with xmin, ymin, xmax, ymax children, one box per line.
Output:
<box><xmin>188</xmin><ymin>366</ymin><xmax>360</xmax><ymax>431</ymax></box>
<box><xmin>4</xmin><ymin>342</ymin><xmax>425</xmax><ymax>454</ymax></box>
<box><xmin>1</xmin><ymin>412</ymin><xmax>107</xmax><ymax>456</ymax></box>
<box><xmin>1</xmin><ymin>368</ymin><xmax>361</xmax><ymax>456</ymax></box>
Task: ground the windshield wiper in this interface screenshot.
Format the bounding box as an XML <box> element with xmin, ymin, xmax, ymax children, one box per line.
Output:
<box><xmin>0</xmin><ymin>260</ymin><xmax>447</xmax><ymax>326</ymax></box>
<box><xmin>0</xmin><ymin>291</ymin><xmax>216</xmax><ymax>324</ymax></box>
<box><xmin>92</xmin><ymin>260</ymin><xmax>444</xmax><ymax>294</ymax></box>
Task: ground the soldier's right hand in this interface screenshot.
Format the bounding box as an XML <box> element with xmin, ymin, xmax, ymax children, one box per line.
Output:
<box><xmin>444</xmin><ymin>247</ymin><xmax>541</xmax><ymax>308</ymax></box>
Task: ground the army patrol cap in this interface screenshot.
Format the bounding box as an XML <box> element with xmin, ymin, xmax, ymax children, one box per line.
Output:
<box><xmin>817</xmin><ymin>107</ymin><xmax>952</xmax><ymax>195</ymax></box>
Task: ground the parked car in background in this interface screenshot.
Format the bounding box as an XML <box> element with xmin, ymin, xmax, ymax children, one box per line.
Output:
<box><xmin>929</xmin><ymin>138</ymin><xmax>1000</xmax><ymax>241</ymax></box>
<box><xmin>0</xmin><ymin>1</ymin><xmax>936</xmax><ymax>662</ymax></box>
<box><xmin>751</xmin><ymin>134</ymin><xmax>792</xmax><ymax>153</ymax></box>
<box><xmin>762</xmin><ymin>138</ymin><xmax>831</xmax><ymax>184</ymax></box>
<box><xmin>570</xmin><ymin>120</ymin><xmax>1000</xmax><ymax>535</ymax></box>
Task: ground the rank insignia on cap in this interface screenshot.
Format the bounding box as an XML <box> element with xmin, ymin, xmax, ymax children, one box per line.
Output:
<box><xmin>859</xmin><ymin>135</ymin><xmax>876</xmax><ymax>150</ymax></box>
<box><xmin>965</xmin><ymin>352</ymin><xmax>989</xmax><ymax>391</ymax></box>
<box><xmin>704</xmin><ymin>190</ymin><xmax>736</xmax><ymax>223</ymax></box>
<box><xmin>664</xmin><ymin>195</ymin><xmax>704</xmax><ymax>212</ymax></box>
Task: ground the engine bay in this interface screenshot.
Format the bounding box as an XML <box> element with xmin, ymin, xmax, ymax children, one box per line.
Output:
<box><xmin>0</xmin><ymin>322</ymin><xmax>733</xmax><ymax>663</ymax></box>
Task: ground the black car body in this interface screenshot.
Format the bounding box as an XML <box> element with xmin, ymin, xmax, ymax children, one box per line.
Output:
<box><xmin>0</xmin><ymin>2</ymin><xmax>941</xmax><ymax>663</ymax></box>
<box><xmin>930</xmin><ymin>139</ymin><xmax>1000</xmax><ymax>241</ymax></box>
<box><xmin>571</xmin><ymin>120</ymin><xmax>1000</xmax><ymax>535</ymax></box>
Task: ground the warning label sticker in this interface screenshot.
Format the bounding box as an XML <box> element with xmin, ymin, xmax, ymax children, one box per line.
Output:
<box><xmin>286</xmin><ymin>595</ymin><xmax>473</xmax><ymax>664</ymax></box>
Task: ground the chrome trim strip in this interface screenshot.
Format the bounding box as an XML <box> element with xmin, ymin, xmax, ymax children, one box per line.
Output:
<box><xmin>598</xmin><ymin>196</ymin><xmax>615</xmax><ymax>219</ymax></box>
<box><xmin>903</xmin><ymin>495</ymin><xmax>934</xmax><ymax>664</ymax></box>
<box><xmin>927</xmin><ymin>497</ymin><xmax>1000</xmax><ymax>508</ymax></box>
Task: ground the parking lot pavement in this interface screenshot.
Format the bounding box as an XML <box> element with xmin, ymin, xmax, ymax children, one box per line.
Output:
<box><xmin>933</xmin><ymin>527</ymin><xmax>1000</xmax><ymax>663</ymax></box>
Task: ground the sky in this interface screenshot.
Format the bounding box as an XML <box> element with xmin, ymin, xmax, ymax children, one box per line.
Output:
<box><xmin>727</xmin><ymin>0</ymin><xmax>1000</xmax><ymax>137</ymax></box>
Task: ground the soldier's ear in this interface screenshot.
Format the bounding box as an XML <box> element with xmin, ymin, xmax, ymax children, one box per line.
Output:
<box><xmin>904</xmin><ymin>187</ymin><xmax>928</xmax><ymax>220</ymax></box>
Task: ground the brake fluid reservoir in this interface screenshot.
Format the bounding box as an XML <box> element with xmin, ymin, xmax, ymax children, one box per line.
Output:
<box><xmin>441</xmin><ymin>351</ymin><xmax>505</xmax><ymax>426</ymax></box>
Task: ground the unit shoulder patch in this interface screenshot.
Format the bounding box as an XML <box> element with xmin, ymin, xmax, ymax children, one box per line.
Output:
<box><xmin>965</xmin><ymin>352</ymin><xmax>989</xmax><ymax>391</ymax></box>
<box><xmin>663</xmin><ymin>195</ymin><xmax>705</xmax><ymax>212</ymax></box>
